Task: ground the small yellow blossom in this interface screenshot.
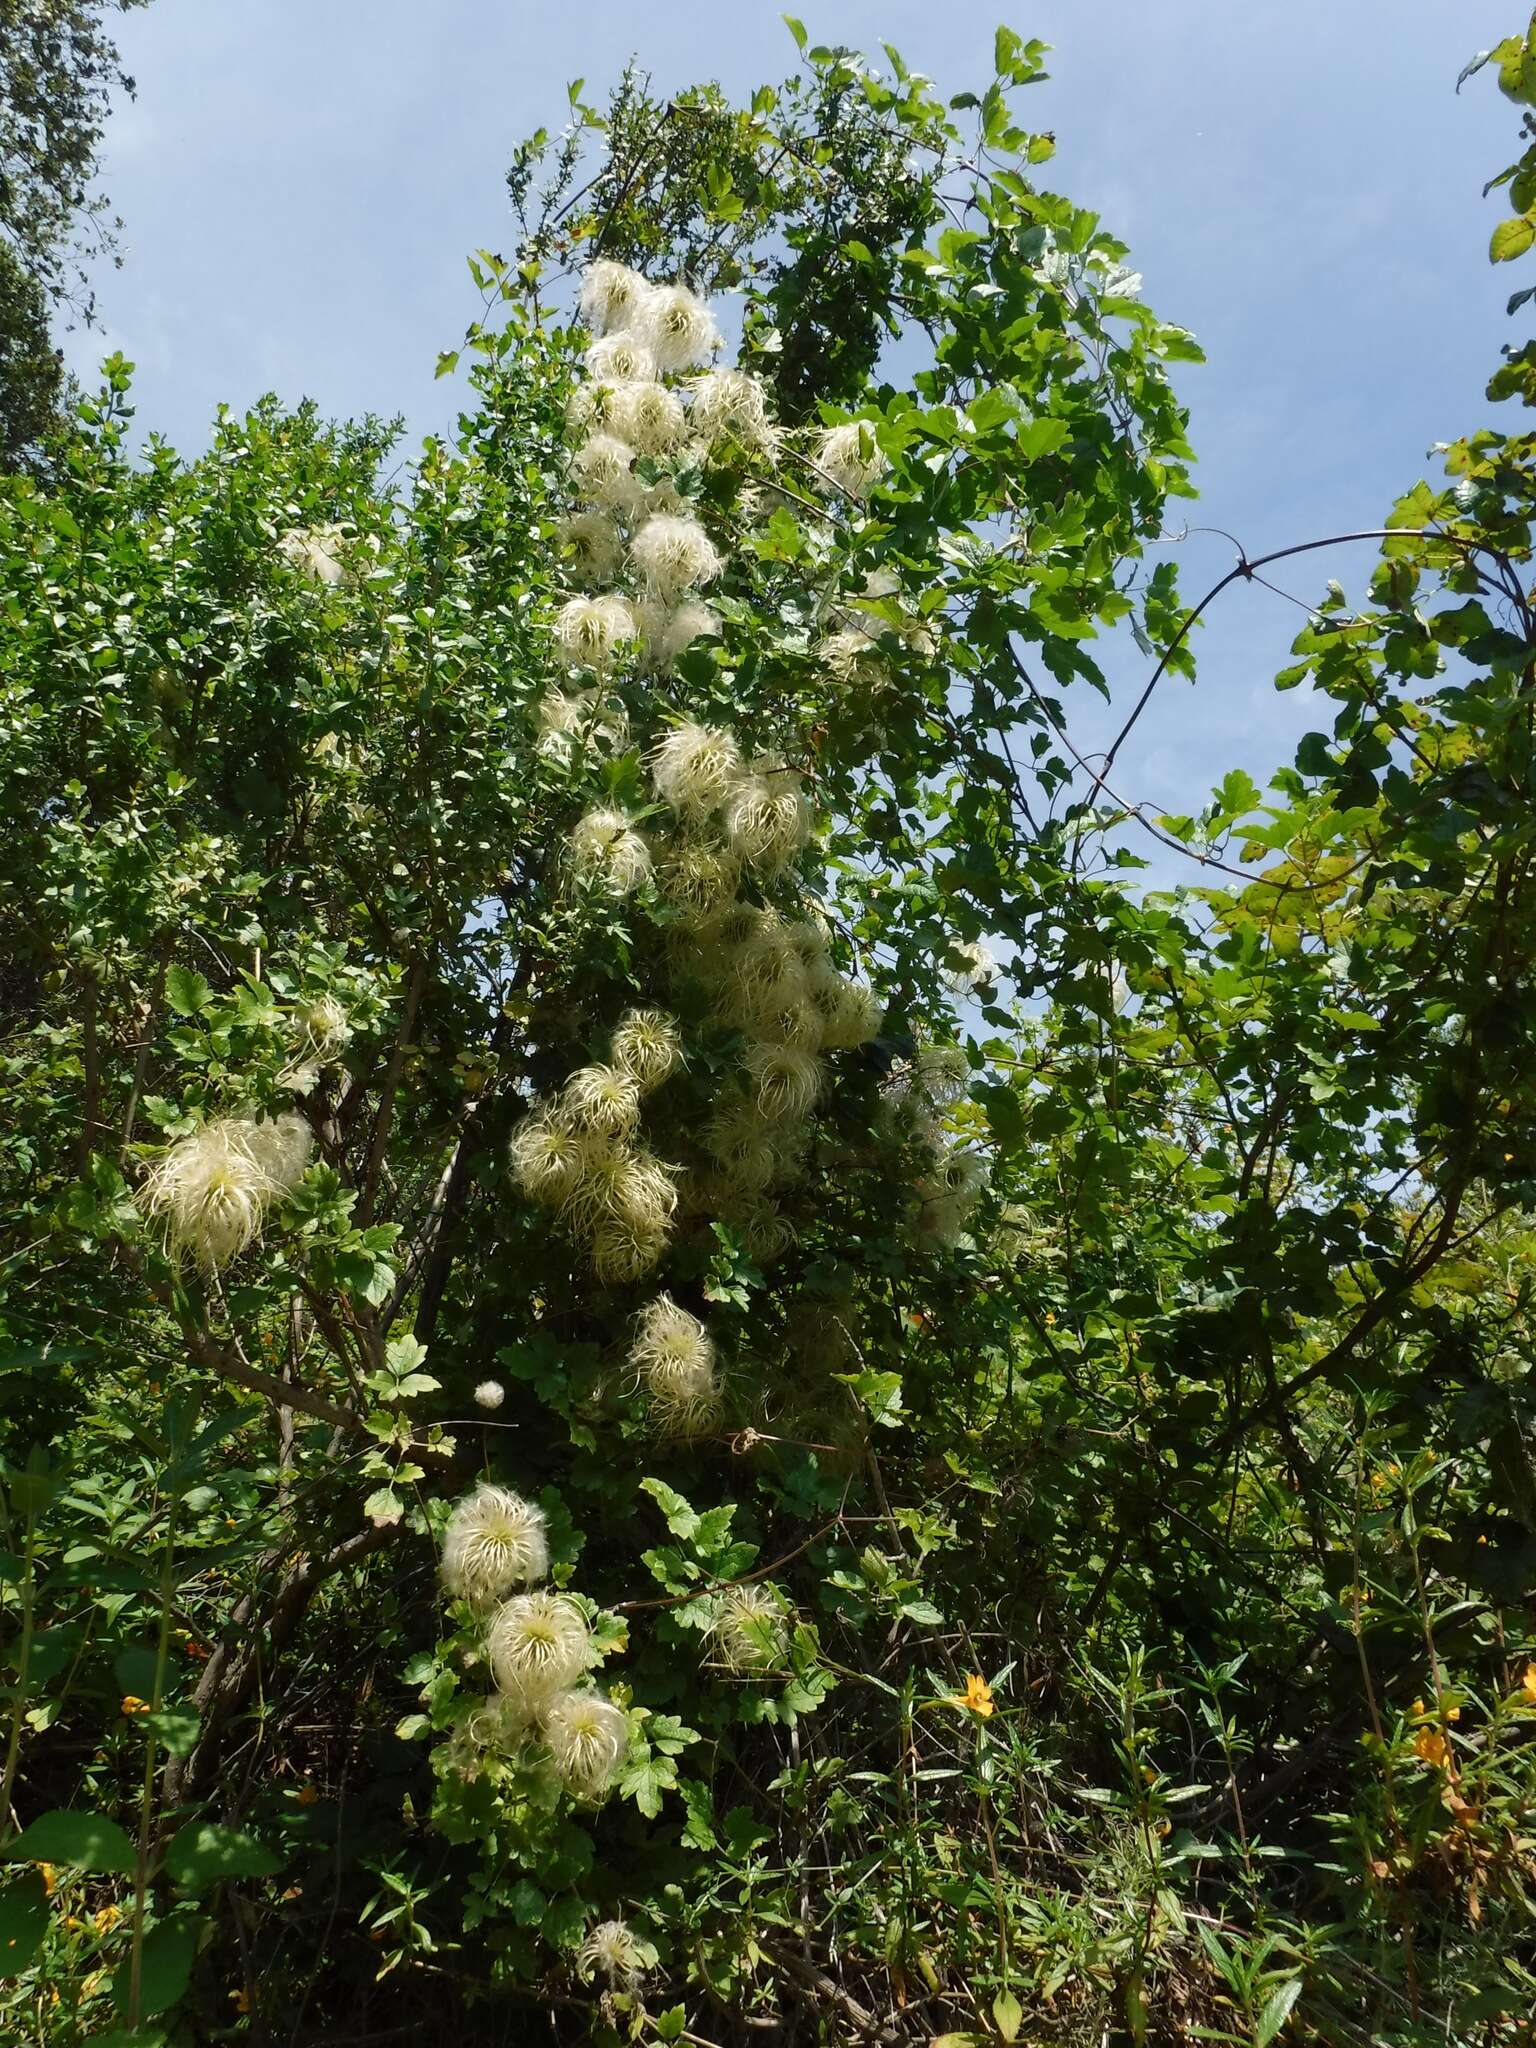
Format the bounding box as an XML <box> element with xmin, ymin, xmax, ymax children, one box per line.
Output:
<box><xmin>1413</xmin><ymin>1726</ymin><xmax>1449</xmax><ymax>1769</ymax></box>
<box><xmin>1522</xmin><ymin>1662</ymin><xmax>1536</xmax><ymax>1703</ymax></box>
<box><xmin>37</xmin><ymin>1863</ymin><xmax>56</xmax><ymax>1896</ymax></box>
<box><xmin>938</xmin><ymin>1673</ymin><xmax>994</xmax><ymax>1717</ymax></box>
<box><xmin>92</xmin><ymin>1904</ymin><xmax>121</xmax><ymax>1934</ymax></box>
<box><xmin>120</xmin><ymin>1695</ymin><xmax>151</xmax><ymax>1716</ymax></box>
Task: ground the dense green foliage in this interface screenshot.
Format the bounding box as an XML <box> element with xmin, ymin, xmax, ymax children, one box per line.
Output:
<box><xmin>2</xmin><ymin>19</ymin><xmax>1536</xmax><ymax>2046</ymax></box>
<box><xmin>0</xmin><ymin>0</ymin><xmax>146</xmax><ymax>469</ymax></box>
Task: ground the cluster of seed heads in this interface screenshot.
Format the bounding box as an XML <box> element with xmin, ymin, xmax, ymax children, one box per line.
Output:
<box><xmin>440</xmin><ymin>1484</ymin><xmax>628</xmax><ymax>1801</ymax></box>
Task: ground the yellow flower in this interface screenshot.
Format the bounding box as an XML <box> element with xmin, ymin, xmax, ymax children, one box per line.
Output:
<box><xmin>1522</xmin><ymin>1662</ymin><xmax>1536</xmax><ymax>1704</ymax></box>
<box><xmin>1413</xmin><ymin>1726</ymin><xmax>1449</xmax><ymax>1769</ymax></box>
<box><xmin>120</xmin><ymin>1695</ymin><xmax>151</xmax><ymax>1716</ymax></box>
<box><xmin>37</xmin><ymin>1863</ymin><xmax>56</xmax><ymax>1896</ymax></box>
<box><xmin>92</xmin><ymin>1904</ymin><xmax>121</xmax><ymax>1934</ymax></box>
<box><xmin>229</xmin><ymin>1988</ymin><xmax>251</xmax><ymax>2014</ymax></box>
<box><xmin>951</xmin><ymin>1673</ymin><xmax>995</xmax><ymax>1717</ymax></box>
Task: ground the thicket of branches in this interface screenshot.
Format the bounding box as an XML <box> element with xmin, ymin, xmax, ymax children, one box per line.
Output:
<box><xmin>2</xmin><ymin>17</ymin><xmax>1536</xmax><ymax>2046</ymax></box>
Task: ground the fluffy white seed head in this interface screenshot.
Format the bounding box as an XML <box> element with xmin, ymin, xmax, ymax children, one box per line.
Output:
<box><xmin>244</xmin><ymin>1111</ymin><xmax>314</xmax><ymax>1189</ymax></box>
<box><xmin>278</xmin><ymin>524</ymin><xmax>348</xmax><ymax>587</ymax></box>
<box><xmin>542</xmin><ymin>1689</ymin><xmax>628</xmax><ymax>1799</ymax></box>
<box><xmin>570</xmin><ymin>432</ymin><xmax>644</xmax><ymax>515</ymax></box>
<box><xmin>743</xmin><ymin>1042</ymin><xmax>824</xmax><ymax>1123</ymax></box>
<box><xmin>630</xmin><ymin>515</ymin><xmax>723</xmax><ymax>599</ymax></box>
<box><xmin>610</xmin><ymin>1009</ymin><xmax>682</xmax><ymax>1094</ymax></box>
<box><xmin>704</xmin><ymin>1107</ymin><xmax>779</xmax><ymax>1194</ymax></box>
<box><xmin>724</xmin><ymin>761</ymin><xmax>811</xmax><ymax>875</ymax></box>
<box><xmin>556</xmin><ymin>510</ymin><xmax>625</xmax><ymax>586</ymax></box>
<box><xmin>642</xmin><ymin>282</ymin><xmax>721</xmax><ymax>371</ymax></box>
<box><xmin>607</xmin><ymin>380</ymin><xmax>686</xmax><ymax>456</ymax></box>
<box><xmin>561</xmin><ymin>1064</ymin><xmax>642</xmax><ymax>1140</ymax></box>
<box><xmin>537</xmin><ymin>688</ymin><xmax>629</xmax><ymax>764</ymax></box>
<box><xmin>709</xmin><ymin>1583</ymin><xmax>789</xmax><ymax>1672</ymax></box>
<box><xmin>821</xmin><ymin>625</ymin><xmax>890</xmax><ymax>691</ymax></box>
<box><xmin>658</xmin><ymin>835</ymin><xmax>739</xmax><ymax>918</ymax></box>
<box><xmin>585</xmin><ymin>331</ymin><xmax>657</xmax><ymax>384</ymax></box>
<box><xmin>577</xmin><ymin>1918</ymin><xmax>648</xmax><ymax>1989</ymax></box>
<box><xmin>636</xmin><ymin>598</ymin><xmax>721</xmax><ymax>675</ymax></box>
<box><xmin>945</xmin><ymin>939</ymin><xmax>996</xmax><ymax>994</ymax></box>
<box><xmin>444</xmin><ymin>1693</ymin><xmax>533</xmax><ymax>1779</ymax></box>
<box><xmin>607</xmin><ymin>1151</ymin><xmax>680</xmax><ymax>1235</ymax></box>
<box><xmin>813</xmin><ymin>972</ymin><xmax>884</xmax><ymax>1051</ymax></box>
<box><xmin>553</xmin><ymin>593</ymin><xmax>635</xmax><ymax>672</ymax></box>
<box><xmin>589</xmin><ymin>1217</ymin><xmax>669</xmax><ymax>1285</ymax></box>
<box><xmin>474</xmin><ymin>1380</ymin><xmax>506</xmax><ymax>1411</ymax></box>
<box><xmin>441</xmin><ymin>1485</ymin><xmax>549</xmax><ymax>1606</ymax></box>
<box><xmin>739</xmin><ymin>1197</ymin><xmax>796</xmax><ymax>1264</ymax></box>
<box><xmin>487</xmin><ymin>1592</ymin><xmax>591</xmax><ymax>1709</ymax></box>
<box><xmin>912</xmin><ymin>1042</ymin><xmax>970</xmax><ymax>1109</ymax></box>
<box><xmin>295</xmin><ymin>995</ymin><xmax>350</xmax><ymax>1059</ymax></box>
<box><xmin>630</xmin><ymin>1293</ymin><xmax>713</xmax><ymax>1386</ymax></box>
<box><xmin>579</xmin><ymin>260</ymin><xmax>653</xmax><ymax>336</ymax></box>
<box><xmin>509</xmin><ymin>1116</ymin><xmax>588</xmax><ymax>1206</ymax></box>
<box><xmin>650</xmin><ymin>722</ymin><xmax>742</xmax><ymax>816</ymax></box>
<box><xmin>569</xmin><ymin>808</ymin><xmax>653</xmax><ymax>896</ymax></box>
<box><xmin>690</xmin><ymin>368</ymin><xmax>773</xmax><ymax>451</ymax></box>
<box><xmin>136</xmin><ymin>1115</ymin><xmax>305</xmax><ymax>1269</ymax></box>
<box><xmin>816</xmin><ymin>420</ymin><xmax>883</xmax><ymax>498</ymax></box>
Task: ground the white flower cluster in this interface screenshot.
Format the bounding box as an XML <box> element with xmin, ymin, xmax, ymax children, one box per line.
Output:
<box><xmin>135</xmin><ymin>1112</ymin><xmax>313</xmax><ymax>1268</ymax></box>
<box><xmin>439</xmin><ymin>1484</ymin><xmax>628</xmax><ymax>1801</ymax></box>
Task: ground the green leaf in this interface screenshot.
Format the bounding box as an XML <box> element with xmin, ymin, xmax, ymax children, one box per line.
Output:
<box><xmin>782</xmin><ymin>13</ymin><xmax>808</xmax><ymax>53</ymax></box>
<box><xmin>163</xmin><ymin>966</ymin><xmax>213</xmax><ymax>1017</ymax></box>
<box><xmin>4</xmin><ymin>1809</ymin><xmax>135</xmax><ymax>1873</ymax></box>
<box><xmin>0</xmin><ymin>1871</ymin><xmax>48</xmax><ymax>1976</ymax></box>
<box><xmin>1490</xmin><ymin>212</ymin><xmax>1536</xmax><ymax>262</ymax></box>
<box><xmin>162</xmin><ymin>1821</ymin><xmax>281</xmax><ymax>1888</ymax></box>
<box><xmin>111</xmin><ymin>1915</ymin><xmax>202</xmax><ymax>2017</ymax></box>
<box><xmin>993</xmin><ymin>1988</ymin><xmax>1023</xmax><ymax>2043</ymax></box>
<box><xmin>639</xmin><ymin>1477</ymin><xmax>700</xmax><ymax>1540</ymax></box>
<box><xmin>1256</xmin><ymin>1977</ymin><xmax>1304</xmax><ymax>2046</ymax></box>
<box><xmin>836</xmin><ymin>1368</ymin><xmax>905</xmax><ymax>1428</ymax></box>
<box><xmin>143</xmin><ymin>1710</ymin><xmax>199</xmax><ymax>1757</ymax></box>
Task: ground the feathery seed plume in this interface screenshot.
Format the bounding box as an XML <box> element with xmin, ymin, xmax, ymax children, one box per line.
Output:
<box><xmin>709</xmin><ymin>1583</ymin><xmax>789</xmax><ymax>1671</ymax></box>
<box><xmin>642</xmin><ymin>282</ymin><xmax>721</xmax><ymax>371</ymax></box>
<box><xmin>816</xmin><ymin>420</ymin><xmax>883</xmax><ymax>498</ymax></box>
<box><xmin>577</xmin><ymin>1918</ymin><xmax>648</xmax><ymax>1989</ymax></box>
<box><xmin>630</xmin><ymin>514</ymin><xmax>722</xmax><ymax>599</ymax></box>
<box><xmin>579</xmin><ymin>260</ymin><xmax>653</xmax><ymax>335</ymax></box>
<box><xmin>650</xmin><ymin>722</ymin><xmax>742</xmax><ymax>816</ymax></box>
<box><xmin>441</xmin><ymin>1485</ymin><xmax>549</xmax><ymax>1606</ymax></box>
<box><xmin>607</xmin><ymin>380</ymin><xmax>687</xmax><ymax>456</ymax></box>
<box><xmin>487</xmin><ymin>1591</ymin><xmax>590</xmax><ymax>1709</ymax></box>
<box><xmin>610</xmin><ymin>1009</ymin><xmax>683</xmax><ymax>1093</ymax></box>
<box><xmin>568</xmin><ymin>808</ymin><xmax>653</xmax><ymax>896</ymax></box>
<box><xmin>542</xmin><ymin>1689</ymin><xmax>628</xmax><ymax>1798</ymax></box>
<box><xmin>561</xmin><ymin>1064</ymin><xmax>643</xmax><ymax>1139</ymax></box>
<box><xmin>552</xmin><ymin>593</ymin><xmax>636</xmax><ymax>672</ymax></box>
<box><xmin>556</xmin><ymin>510</ymin><xmax>625</xmax><ymax>586</ymax></box>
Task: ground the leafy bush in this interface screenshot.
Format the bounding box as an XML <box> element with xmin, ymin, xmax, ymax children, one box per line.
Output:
<box><xmin>3</xmin><ymin>20</ymin><xmax>1536</xmax><ymax>2046</ymax></box>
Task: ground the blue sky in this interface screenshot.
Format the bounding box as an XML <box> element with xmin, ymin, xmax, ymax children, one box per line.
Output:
<box><xmin>69</xmin><ymin>0</ymin><xmax>1518</xmax><ymax>833</ymax></box>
